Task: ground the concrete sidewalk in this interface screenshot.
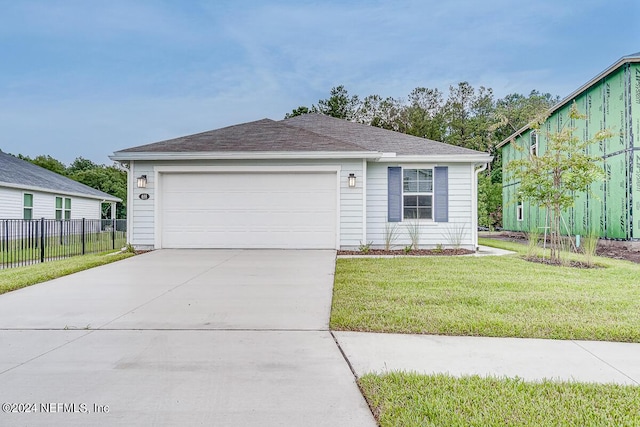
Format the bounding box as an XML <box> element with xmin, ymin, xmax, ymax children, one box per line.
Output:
<box><xmin>472</xmin><ymin>245</ymin><xmax>515</xmax><ymax>257</ymax></box>
<box><xmin>334</xmin><ymin>331</ymin><xmax>640</xmax><ymax>385</ymax></box>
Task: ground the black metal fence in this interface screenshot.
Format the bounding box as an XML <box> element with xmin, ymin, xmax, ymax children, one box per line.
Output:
<box><xmin>0</xmin><ymin>218</ymin><xmax>127</xmax><ymax>269</ymax></box>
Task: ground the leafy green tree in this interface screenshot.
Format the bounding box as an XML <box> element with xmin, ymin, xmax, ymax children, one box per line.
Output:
<box><xmin>69</xmin><ymin>165</ymin><xmax>127</xmax><ymax>219</ymax></box>
<box><xmin>355</xmin><ymin>94</ymin><xmax>405</xmax><ymax>131</ymax></box>
<box><xmin>312</xmin><ymin>85</ymin><xmax>360</xmax><ymax>120</ymax></box>
<box><xmin>506</xmin><ymin>102</ymin><xmax>610</xmax><ymax>261</ymax></box>
<box><xmin>403</xmin><ymin>87</ymin><xmax>446</xmax><ymax>140</ymax></box>
<box><xmin>68</xmin><ymin>156</ymin><xmax>98</xmax><ymax>174</ymax></box>
<box><xmin>493</xmin><ymin>91</ymin><xmax>559</xmax><ymax>142</ymax></box>
<box><xmin>442</xmin><ymin>82</ymin><xmax>495</xmax><ymax>152</ymax></box>
<box><xmin>284</xmin><ymin>106</ymin><xmax>310</xmax><ymax>119</ymax></box>
<box><xmin>26</xmin><ymin>154</ymin><xmax>67</xmax><ymax>176</ymax></box>
<box><xmin>477</xmin><ymin>174</ymin><xmax>502</xmax><ymax>230</ymax></box>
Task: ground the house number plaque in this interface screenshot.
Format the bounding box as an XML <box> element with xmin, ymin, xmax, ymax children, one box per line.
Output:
<box><xmin>139</xmin><ymin>193</ymin><xmax>150</xmax><ymax>200</ymax></box>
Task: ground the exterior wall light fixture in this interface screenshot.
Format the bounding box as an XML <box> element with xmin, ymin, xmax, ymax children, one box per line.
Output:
<box><xmin>137</xmin><ymin>175</ymin><xmax>148</xmax><ymax>188</ymax></box>
<box><xmin>348</xmin><ymin>173</ymin><xmax>356</xmax><ymax>188</ymax></box>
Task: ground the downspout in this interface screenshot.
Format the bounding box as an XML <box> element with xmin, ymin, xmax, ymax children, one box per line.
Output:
<box><xmin>362</xmin><ymin>158</ymin><xmax>367</xmax><ymax>245</ymax></box>
<box><xmin>110</xmin><ymin>159</ymin><xmax>132</xmax><ymax>245</ymax></box>
<box><xmin>473</xmin><ymin>162</ymin><xmax>488</xmax><ymax>251</ymax></box>
<box><xmin>126</xmin><ymin>161</ymin><xmax>133</xmax><ymax>247</ymax></box>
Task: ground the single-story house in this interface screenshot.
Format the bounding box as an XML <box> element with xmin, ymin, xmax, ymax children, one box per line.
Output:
<box><xmin>0</xmin><ymin>150</ymin><xmax>121</xmax><ymax>220</ymax></box>
<box><xmin>110</xmin><ymin>114</ymin><xmax>492</xmax><ymax>250</ymax></box>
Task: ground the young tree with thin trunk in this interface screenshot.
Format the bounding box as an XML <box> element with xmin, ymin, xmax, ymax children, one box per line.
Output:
<box><xmin>506</xmin><ymin>102</ymin><xmax>610</xmax><ymax>262</ymax></box>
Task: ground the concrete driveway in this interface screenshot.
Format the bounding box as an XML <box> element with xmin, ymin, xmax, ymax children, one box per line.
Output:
<box><xmin>0</xmin><ymin>250</ymin><xmax>375</xmax><ymax>426</ymax></box>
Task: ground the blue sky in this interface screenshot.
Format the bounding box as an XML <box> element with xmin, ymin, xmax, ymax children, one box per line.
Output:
<box><xmin>1</xmin><ymin>0</ymin><xmax>638</xmax><ymax>164</ymax></box>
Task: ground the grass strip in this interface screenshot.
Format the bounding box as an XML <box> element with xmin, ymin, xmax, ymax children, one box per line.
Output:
<box><xmin>0</xmin><ymin>251</ymin><xmax>134</xmax><ymax>295</ymax></box>
<box><xmin>359</xmin><ymin>372</ymin><xmax>640</xmax><ymax>427</ymax></box>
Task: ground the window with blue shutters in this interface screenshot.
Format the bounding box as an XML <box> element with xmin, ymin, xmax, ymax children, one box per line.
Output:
<box><xmin>388</xmin><ymin>166</ymin><xmax>449</xmax><ymax>223</ymax></box>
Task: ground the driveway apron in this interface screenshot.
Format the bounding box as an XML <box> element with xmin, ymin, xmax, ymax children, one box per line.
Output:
<box><xmin>0</xmin><ymin>250</ymin><xmax>375</xmax><ymax>426</ymax></box>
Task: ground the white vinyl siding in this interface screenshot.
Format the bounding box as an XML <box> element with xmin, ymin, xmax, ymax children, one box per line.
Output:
<box><xmin>366</xmin><ymin>162</ymin><xmax>474</xmax><ymax>250</ymax></box>
<box><xmin>0</xmin><ymin>187</ymin><xmax>101</xmax><ymax>220</ymax></box>
<box><xmin>0</xmin><ymin>188</ymin><xmax>23</xmax><ymax>218</ymax></box>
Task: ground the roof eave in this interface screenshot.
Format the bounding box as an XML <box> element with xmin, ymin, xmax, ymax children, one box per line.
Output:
<box><xmin>375</xmin><ymin>154</ymin><xmax>493</xmax><ymax>163</ymax></box>
<box><xmin>0</xmin><ymin>182</ymin><xmax>121</xmax><ymax>202</ymax></box>
<box><xmin>110</xmin><ymin>151</ymin><xmax>382</xmax><ymax>161</ymax></box>
<box><xmin>497</xmin><ymin>54</ymin><xmax>640</xmax><ymax>149</ymax></box>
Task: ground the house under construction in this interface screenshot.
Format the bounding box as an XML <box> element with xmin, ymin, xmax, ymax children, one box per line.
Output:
<box><xmin>499</xmin><ymin>52</ymin><xmax>640</xmax><ymax>240</ymax></box>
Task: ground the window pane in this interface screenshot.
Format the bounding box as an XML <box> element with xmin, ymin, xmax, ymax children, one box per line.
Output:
<box><xmin>418</xmin><ymin>169</ymin><xmax>432</xmax><ymax>180</ymax></box>
<box><xmin>24</xmin><ymin>193</ymin><xmax>33</xmax><ymax>207</ymax></box>
<box><xmin>403</xmin><ymin>169</ymin><xmax>417</xmax><ymax>181</ymax></box>
<box><xmin>403</xmin><ymin>195</ymin><xmax>417</xmax><ymax>207</ymax></box>
<box><xmin>417</xmin><ymin>195</ymin><xmax>432</xmax><ymax>207</ymax></box>
<box><xmin>65</xmin><ymin>198</ymin><xmax>71</xmax><ymax>210</ymax></box>
<box><xmin>403</xmin><ymin>207</ymin><xmax>417</xmax><ymax>219</ymax></box>
<box><xmin>403</xmin><ymin>169</ymin><xmax>419</xmax><ymax>192</ymax></box>
<box><xmin>417</xmin><ymin>181</ymin><xmax>431</xmax><ymax>192</ymax></box>
<box><xmin>24</xmin><ymin>208</ymin><xmax>32</xmax><ymax>220</ymax></box>
<box><xmin>418</xmin><ymin>207</ymin><xmax>432</xmax><ymax>219</ymax></box>
<box><xmin>403</xmin><ymin>180</ymin><xmax>418</xmax><ymax>192</ymax></box>
<box><xmin>56</xmin><ymin>210</ymin><xmax>62</xmax><ymax>220</ymax></box>
<box><xmin>64</xmin><ymin>211</ymin><xmax>71</xmax><ymax>220</ymax></box>
<box><xmin>56</xmin><ymin>197</ymin><xmax>62</xmax><ymax>209</ymax></box>
<box><xmin>417</xmin><ymin>170</ymin><xmax>433</xmax><ymax>192</ymax></box>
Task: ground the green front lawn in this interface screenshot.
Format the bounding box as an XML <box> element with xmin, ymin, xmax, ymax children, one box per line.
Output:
<box><xmin>359</xmin><ymin>373</ymin><xmax>640</xmax><ymax>427</ymax></box>
<box><xmin>0</xmin><ymin>251</ymin><xmax>134</xmax><ymax>295</ymax></box>
<box><xmin>331</xmin><ymin>239</ymin><xmax>640</xmax><ymax>342</ymax></box>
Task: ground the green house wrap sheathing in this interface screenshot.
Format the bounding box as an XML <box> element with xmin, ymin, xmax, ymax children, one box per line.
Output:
<box><xmin>501</xmin><ymin>57</ymin><xmax>640</xmax><ymax>240</ymax></box>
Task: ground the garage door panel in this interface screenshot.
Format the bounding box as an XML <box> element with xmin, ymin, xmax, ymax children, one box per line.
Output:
<box><xmin>160</xmin><ymin>172</ymin><xmax>337</xmax><ymax>249</ymax></box>
<box><xmin>162</xmin><ymin>191</ymin><xmax>336</xmax><ymax>208</ymax></box>
<box><xmin>163</xmin><ymin>209</ymin><xmax>335</xmax><ymax>228</ymax></box>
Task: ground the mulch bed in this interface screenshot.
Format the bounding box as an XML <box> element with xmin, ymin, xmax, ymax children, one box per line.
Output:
<box><xmin>522</xmin><ymin>256</ymin><xmax>600</xmax><ymax>269</ymax></box>
<box><xmin>337</xmin><ymin>248</ymin><xmax>474</xmax><ymax>256</ymax></box>
<box><xmin>482</xmin><ymin>232</ymin><xmax>640</xmax><ymax>264</ymax></box>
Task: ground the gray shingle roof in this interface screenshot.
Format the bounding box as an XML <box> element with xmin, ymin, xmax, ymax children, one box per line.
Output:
<box><xmin>114</xmin><ymin>115</ymin><xmax>489</xmax><ymax>158</ymax></box>
<box><xmin>282</xmin><ymin>114</ymin><xmax>485</xmax><ymax>156</ymax></box>
<box><xmin>118</xmin><ymin>118</ymin><xmax>368</xmax><ymax>153</ymax></box>
<box><xmin>0</xmin><ymin>151</ymin><xmax>120</xmax><ymax>201</ymax></box>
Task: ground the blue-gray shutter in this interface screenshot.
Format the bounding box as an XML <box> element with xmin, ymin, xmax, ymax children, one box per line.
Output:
<box><xmin>387</xmin><ymin>167</ymin><xmax>402</xmax><ymax>222</ymax></box>
<box><xmin>434</xmin><ymin>166</ymin><xmax>448</xmax><ymax>222</ymax></box>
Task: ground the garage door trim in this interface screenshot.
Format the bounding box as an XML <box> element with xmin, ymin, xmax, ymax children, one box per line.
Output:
<box><xmin>153</xmin><ymin>165</ymin><xmax>341</xmax><ymax>249</ymax></box>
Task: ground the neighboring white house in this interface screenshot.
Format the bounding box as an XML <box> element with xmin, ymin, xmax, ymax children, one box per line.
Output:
<box><xmin>0</xmin><ymin>150</ymin><xmax>121</xmax><ymax>220</ymax></box>
<box><xmin>110</xmin><ymin>114</ymin><xmax>492</xmax><ymax>251</ymax></box>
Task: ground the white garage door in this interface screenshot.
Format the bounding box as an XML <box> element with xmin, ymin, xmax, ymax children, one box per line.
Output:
<box><xmin>160</xmin><ymin>172</ymin><xmax>337</xmax><ymax>249</ymax></box>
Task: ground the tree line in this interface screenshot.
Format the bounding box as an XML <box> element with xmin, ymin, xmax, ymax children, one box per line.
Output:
<box><xmin>286</xmin><ymin>83</ymin><xmax>559</xmax><ymax>229</ymax></box>
<box><xmin>14</xmin><ymin>154</ymin><xmax>127</xmax><ymax>219</ymax></box>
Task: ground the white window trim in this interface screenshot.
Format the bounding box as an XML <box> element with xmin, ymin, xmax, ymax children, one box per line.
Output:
<box><xmin>401</xmin><ymin>167</ymin><xmax>434</xmax><ymax>222</ymax></box>
<box><xmin>530</xmin><ymin>131</ymin><xmax>538</xmax><ymax>157</ymax></box>
<box><xmin>516</xmin><ymin>200</ymin><xmax>524</xmax><ymax>222</ymax></box>
<box><xmin>23</xmin><ymin>192</ymin><xmax>33</xmax><ymax>220</ymax></box>
<box><xmin>55</xmin><ymin>196</ymin><xmax>72</xmax><ymax>220</ymax></box>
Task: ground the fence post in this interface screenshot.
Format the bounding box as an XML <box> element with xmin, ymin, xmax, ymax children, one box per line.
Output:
<box><xmin>82</xmin><ymin>218</ymin><xmax>86</xmax><ymax>255</ymax></box>
<box><xmin>40</xmin><ymin>218</ymin><xmax>45</xmax><ymax>263</ymax></box>
<box><xmin>112</xmin><ymin>219</ymin><xmax>116</xmax><ymax>250</ymax></box>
